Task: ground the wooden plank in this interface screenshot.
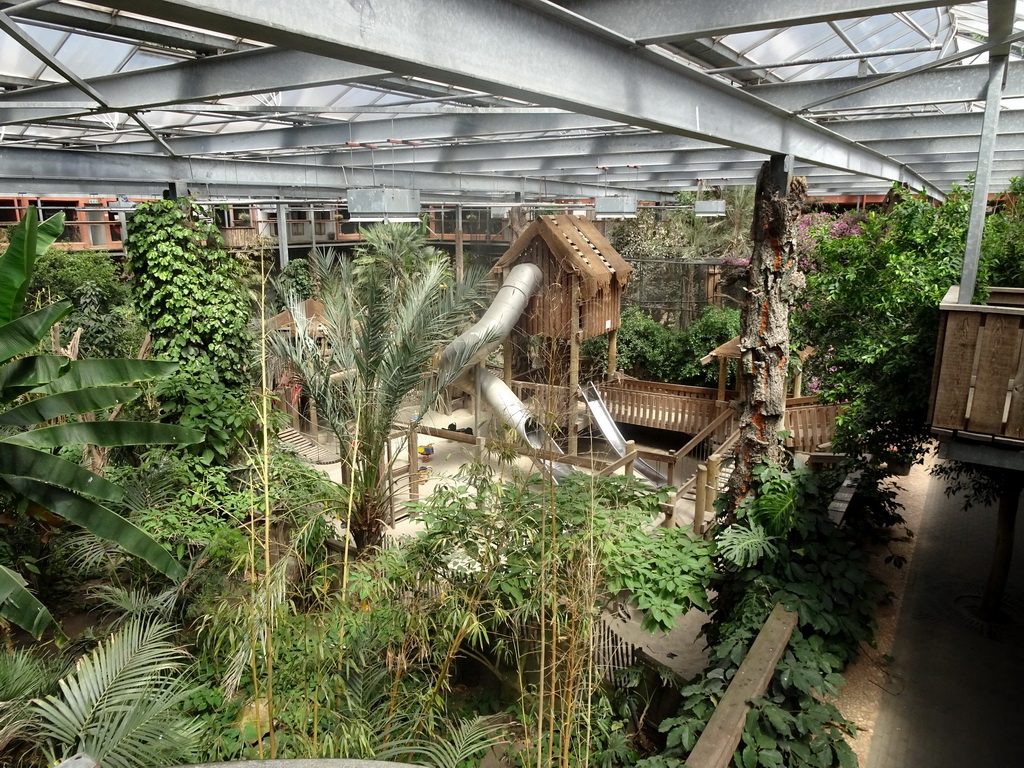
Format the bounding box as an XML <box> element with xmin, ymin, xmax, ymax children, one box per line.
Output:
<box><xmin>1007</xmin><ymin>332</ymin><xmax>1024</xmax><ymax>438</ymax></box>
<box><xmin>968</xmin><ymin>314</ymin><xmax>1021</xmax><ymax>435</ymax></box>
<box><xmin>686</xmin><ymin>604</ymin><xmax>799</xmax><ymax>768</ymax></box>
<box><xmin>931</xmin><ymin>311</ymin><xmax>981</xmax><ymax>430</ymax></box>
<box><xmin>927</xmin><ymin>312</ymin><xmax>950</xmax><ymax>423</ymax></box>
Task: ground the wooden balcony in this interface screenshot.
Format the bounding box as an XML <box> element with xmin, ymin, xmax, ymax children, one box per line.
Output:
<box><xmin>929</xmin><ymin>286</ymin><xmax>1024</xmax><ymax>454</ymax></box>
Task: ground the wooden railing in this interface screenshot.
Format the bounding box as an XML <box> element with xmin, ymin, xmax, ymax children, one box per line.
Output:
<box><xmin>685</xmin><ymin>603</ymin><xmax>798</xmax><ymax>768</ymax></box>
<box><xmin>929</xmin><ymin>285</ymin><xmax>1024</xmax><ymax>444</ymax></box>
<box><xmin>786</xmin><ymin>398</ymin><xmax>844</xmax><ymax>453</ymax></box>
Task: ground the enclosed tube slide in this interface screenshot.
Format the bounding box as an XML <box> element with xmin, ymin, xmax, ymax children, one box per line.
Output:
<box><xmin>438</xmin><ymin>262</ymin><xmax>567</xmax><ymax>465</ymax></box>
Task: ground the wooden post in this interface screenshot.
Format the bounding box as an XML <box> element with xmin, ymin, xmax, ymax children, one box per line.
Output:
<box><xmin>693</xmin><ymin>463</ymin><xmax>708</xmax><ymax>535</ymax></box>
<box><xmin>608</xmin><ymin>327</ymin><xmax>618</xmax><ymax>376</ymax></box>
<box><xmin>624</xmin><ymin>439</ymin><xmax>635</xmax><ymax>477</ymax></box>
<box><xmin>706</xmin><ymin>454</ymin><xmax>722</xmax><ymax>527</ymax></box>
<box><xmin>308</xmin><ymin>397</ymin><xmax>318</xmax><ymax>436</ymax></box>
<box><xmin>717</xmin><ymin>356</ymin><xmax>728</xmax><ymax>401</ymax></box>
<box><xmin>407</xmin><ymin>428</ymin><xmax>419</xmax><ymax>503</ymax></box>
<box><xmin>503</xmin><ymin>341</ymin><xmax>513</xmax><ymax>386</ymax></box>
<box><xmin>475</xmin><ymin>435</ymin><xmax>487</xmax><ymax>462</ymax></box>
<box><xmin>568</xmin><ymin>276</ymin><xmax>581</xmax><ymax>454</ymax></box>
<box><xmin>791</xmin><ymin>368</ymin><xmax>803</xmax><ymax>398</ymax></box>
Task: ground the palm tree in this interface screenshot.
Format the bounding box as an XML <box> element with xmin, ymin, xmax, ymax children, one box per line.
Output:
<box><xmin>0</xmin><ymin>208</ymin><xmax>202</xmax><ymax>637</ymax></box>
<box><xmin>272</xmin><ymin>224</ymin><xmax>484</xmax><ymax>550</ymax></box>
<box><xmin>31</xmin><ymin>618</ymin><xmax>200</xmax><ymax>768</ymax></box>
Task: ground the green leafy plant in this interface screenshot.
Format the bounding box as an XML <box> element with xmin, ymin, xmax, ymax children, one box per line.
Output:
<box><xmin>272</xmin><ymin>226</ymin><xmax>484</xmax><ymax>550</ymax></box>
<box><xmin>0</xmin><ymin>208</ymin><xmax>201</xmax><ymax>637</ymax></box>
<box><xmin>642</xmin><ymin>464</ymin><xmax>879</xmax><ymax>768</ymax></box>
<box><xmin>32</xmin><ymin>618</ymin><xmax>201</xmax><ymax>768</ymax></box>
<box><xmin>792</xmin><ymin>186</ymin><xmax>974</xmax><ymax>475</ymax></box>
<box><xmin>125</xmin><ymin>198</ymin><xmax>257</xmax><ymax>464</ymax></box>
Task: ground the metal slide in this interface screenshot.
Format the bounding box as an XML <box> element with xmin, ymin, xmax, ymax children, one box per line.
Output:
<box><xmin>438</xmin><ymin>263</ymin><xmax>571</xmax><ymax>478</ymax></box>
<box><xmin>580</xmin><ymin>381</ymin><xmax>668</xmax><ymax>486</ymax></box>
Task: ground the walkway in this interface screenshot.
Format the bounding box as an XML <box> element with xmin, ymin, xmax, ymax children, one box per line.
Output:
<box><xmin>866</xmin><ymin>457</ymin><xmax>1024</xmax><ymax>768</ymax></box>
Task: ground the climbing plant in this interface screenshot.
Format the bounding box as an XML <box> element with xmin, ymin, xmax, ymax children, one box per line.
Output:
<box><xmin>125</xmin><ymin>199</ymin><xmax>253</xmax><ymax>387</ymax></box>
<box><xmin>125</xmin><ymin>199</ymin><xmax>257</xmax><ymax>464</ymax></box>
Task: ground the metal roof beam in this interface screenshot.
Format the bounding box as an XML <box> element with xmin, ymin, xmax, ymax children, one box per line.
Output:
<box><xmin>0</xmin><ymin>145</ymin><xmax>673</xmax><ymax>200</ymax></box>
<box><xmin>372</xmin><ymin>147</ymin><xmax>760</xmax><ymax>174</ymax></box>
<box><xmin>96</xmin><ymin>0</ymin><xmax>944</xmax><ymax>198</ymax></box>
<box><xmin>0</xmin><ymin>47</ymin><xmax>386</xmax><ymax>125</ymax></box>
<box><xmin>0</xmin><ymin>1</ymin><xmax>253</xmax><ymax>54</ymax></box>
<box><xmin>828</xmin><ymin>110</ymin><xmax>1024</xmax><ymax>141</ymax></box>
<box><xmin>749</xmin><ymin>60</ymin><xmax>1024</xmax><ymax>112</ymax></box>
<box><xmin>101</xmin><ymin>112</ymin><xmax>617</xmax><ymax>155</ymax></box>
<box><xmin>557</xmin><ymin>0</ymin><xmax>948</xmax><ymax>45</ymax></box>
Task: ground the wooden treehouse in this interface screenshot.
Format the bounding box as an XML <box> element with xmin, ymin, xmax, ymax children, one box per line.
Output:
<box><xmin>929</xmin><ymin>285</ymin><xmax>1024</xmax><ymax>470</ymax></box>
<box><xmin>494</xmin><ymin>213</ymin><xmax>632</xmax><ymax>341</ymax></box>
<box><xmin>494</xmin><ymin>214</ymin><xmax>632</xmax><ymax>450</ymax></box>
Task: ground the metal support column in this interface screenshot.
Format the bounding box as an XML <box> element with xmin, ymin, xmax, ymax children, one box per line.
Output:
<box><xmin>276</xmin><ymin>202</ymin><xmax>289</xmax><ymax>270</ymax></box>
<box><xmin>454</xmin><ymin>204</ymin><xmax>464</xmax><ymax>283</ymax></box>
<box><xmin>959</xmin><ymin>55</ymin><xmax>1008</xmax><ymax>305</ymax></box>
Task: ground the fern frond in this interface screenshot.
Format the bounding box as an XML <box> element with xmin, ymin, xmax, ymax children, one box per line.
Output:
<box><xmin>376</xmin><ymin>715</ymin><xmax>507</xmax><ymax>768</ymax></box>
<box><xmin>31</xmin><ymin>618</ymin><xmax>199</xmax><ymax>768</ymax></box>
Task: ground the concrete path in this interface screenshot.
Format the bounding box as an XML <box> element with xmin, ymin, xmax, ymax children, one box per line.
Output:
<box><xmin>866</xmin><ymin>459</ymin><xmax>1024</xmax><ymax>768</ymax></box>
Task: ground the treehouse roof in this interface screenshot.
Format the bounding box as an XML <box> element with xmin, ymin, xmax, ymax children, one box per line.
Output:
<box><xmin>495</xmin><ymin>214</ymin><xmax>633</xmax><ymax>294</ymax></box>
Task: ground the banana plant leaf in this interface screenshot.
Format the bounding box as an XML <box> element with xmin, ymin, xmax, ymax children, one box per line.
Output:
<box><xmin>4</xmin><ymin>477</ymin><xmax>185</xmax><ymax>582</ymax></box>
<box><xmin>0</xmin><ymin>302</ymin><xmax>73</xmax><ymax>364</ymax></box>
<box><xmin>0</xmin><ymin>208</ymin><xmax>65</xmax><ymax>326</ymax></box>
<box><xmin>38</xmin><ymin>359</ymin><xmax>180</xmax><ymax>395</ymax></box>
<box><xmin>0</xmin><ymin>563</ymin><xmax>60</xmax><ymax>639</ymax></box>
<box><xmin>0</xmin><ymin>386</ymin><xmax>141</xmax><ymax>426</ymax></box>
<box><xmin>0</xmin><ymin>443</ymin><xmax>124</xmax><ymax>502</ymax></box>
<box><xmin>0</xmin><ymin>355</ymin><xmax>70</xmax><ymax>403</ymax></box>
<box><xmin>7</xmin><ymin>421</ymin><xmax>202</xmax><ymax>449</ymax></box>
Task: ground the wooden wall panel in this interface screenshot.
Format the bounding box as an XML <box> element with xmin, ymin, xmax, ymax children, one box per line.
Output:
<box><xmin>931</xmin><ymin>312</ymin><xmax>981</xmax><ymax>430</ymax></box>
<box><xmin>968</xmin><ymin>314</ymin><xmax>1022</xmax><ymax>435</ymax></box>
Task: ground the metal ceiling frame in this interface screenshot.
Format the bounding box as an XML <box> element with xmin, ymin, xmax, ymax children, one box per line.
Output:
<box><xmin>0</xmin><ymin>0</ymin><xmax>1020</xmax><ymax>204</ymax></box>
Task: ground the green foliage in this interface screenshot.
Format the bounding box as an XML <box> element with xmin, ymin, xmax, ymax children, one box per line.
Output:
<box><xmin>272</xmin><ymin>225</ymin><xmax>484</xmax><ymax>550</ymax></box>
<box><xmin>642</xmin><ymin>464</ymin><xmax>880</xmax><ymax>768</ymax></box>
<box><xmin>275</xmin><ymin>257</ymin><xmax>316</xmax><ymax>305</ymax></box>
<box><xmin>126</xmin><ymin>199</ymin><xmax>254</xmax><ymax>386</ymax></box>
<box><xmin>32</xmin><ymin>618</ymin><xmax>201</xmax><ymax>768</ymax></box>
<box><xmin>0</xmin><ymin>647</ymin><xmax>69</xmax><ymax>763</ymax></box>
<box><xmin>408</xmin><ymin>471</ymin><xmax>713</xmax><ymax>636</ymax></box>
<box><xmin>28</xmin><ymin>247</ymin><xmax>145</xmax><ymax>359</ymax></box>
<box><xmin>982</xmin><ymin>176</ymin><xmax>1024</xmax><ymax>289</ymax></box>
<box><xmin>125</xmin><ymin>198</ymin><xmax>257</xmax><ymax>463</ymax></box>
<box><xmin>156</xmin><ymin>359</ymin><xmax>262</xmax><ymax>466</ymax></box>
<box><xmin>793</xmin><ymin>186</ymin><xmax>974</xmax><ymax>472</ymax></box>
<box><xmin>582</xmin><ymin>305</ymin><xmax>739</xmax><ymax>386</ymax></box>
<box><xmin>30</xmin><ymin>246</ymin><xmax>125</xmax><ymax>305</ymax></box>
<box><xmin>0</xmin><ymin>210</ymin><xmax>201</xmax><ymax>637</ymax></box>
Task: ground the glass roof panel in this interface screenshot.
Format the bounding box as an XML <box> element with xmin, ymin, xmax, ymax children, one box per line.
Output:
<box><xmin>711</xmin><ymin>8</ymin><xmax>956</xmax><ymax>83</ymax></box>
<box><xmin>0</xmin><ymin>23</ymin><xmax>69</xmax><ymax>83</ymax></box>
<box><xmin>39</xmin><ymin>33</ymin><xmax>136</xmax><ymax>80</ymax></box>
<box><xmin>120</xmin><ymin>49</ymin><xmax>184</xmax><ymax>72</ymax></box>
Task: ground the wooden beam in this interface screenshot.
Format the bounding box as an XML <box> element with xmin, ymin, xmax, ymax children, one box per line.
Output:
<box><xmin>686</xmin><ymin>603</ymin><xmax>799</xmax><ymax>768</ymax></box>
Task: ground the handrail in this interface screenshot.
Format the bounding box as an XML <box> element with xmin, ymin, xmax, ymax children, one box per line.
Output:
<box><xmin>673</xmin><ymin>406</ymin><xmax>735</xmax><ymax>460</ymax></box>
<box><xmin>686</xmin><ymin>603</ymin><xmax>799</xmax><ymax>768</ymax></box>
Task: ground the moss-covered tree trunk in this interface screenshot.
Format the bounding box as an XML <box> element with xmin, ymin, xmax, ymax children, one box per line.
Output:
<box><xmin>727</xmin><ymin>157</ymin><xmax>806</xmax><ymax>509</ymax></box>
